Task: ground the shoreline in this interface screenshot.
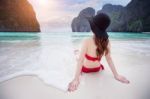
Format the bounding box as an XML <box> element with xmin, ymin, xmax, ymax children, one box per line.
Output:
<box><xmin>0</xmin><ymin>33</ymin><xmax>150</xmax><ymax>99</ymax></box>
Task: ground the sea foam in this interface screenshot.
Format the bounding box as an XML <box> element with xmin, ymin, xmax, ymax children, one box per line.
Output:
<box><xmin>0</xmin><ymin>33</ymin><xmax>76</xmax><ymax>91</ymax></box>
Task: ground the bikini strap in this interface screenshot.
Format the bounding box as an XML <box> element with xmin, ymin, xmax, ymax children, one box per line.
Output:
<box><xmin>85</xmin><ymin>54</ymin><xmax>101</xmax><ymax>61</ymax></box>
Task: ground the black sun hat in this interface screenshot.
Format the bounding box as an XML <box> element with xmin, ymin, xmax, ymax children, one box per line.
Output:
<box><xmin>88</xmin><ymin>13</ymin><xmax>111</xmax><ymax>38</ymax></box>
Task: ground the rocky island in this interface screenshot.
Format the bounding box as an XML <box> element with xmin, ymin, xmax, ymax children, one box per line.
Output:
<box><xmin>0</xmin><ymin>0</ymin><xmax>40</xmax><ymax>32</ymax></box>
<box><xmin>71</xmin><ymin>0</ymin><xmax>150</xmax><ymax>32</ymax></box>
<box><xmin>71</xmin><ymin>7</ymin><xmax>95</xmax><ymax>32</ymax></box>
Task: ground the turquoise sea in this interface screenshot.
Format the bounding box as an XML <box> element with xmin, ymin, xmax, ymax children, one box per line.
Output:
<box><xmin>0</xmin><ymin>32</ymin><xmax>150</xmax><ymax>41</ymax></box>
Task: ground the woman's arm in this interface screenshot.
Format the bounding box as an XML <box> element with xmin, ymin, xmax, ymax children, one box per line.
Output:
<box><xmin>68</xmin><ymin>39</ymin><xmax>88</xmax><ymax>91</ymax></box>
<box><xmin>105</xmin><ymin>41</ymin><xmax>130</xmax><ymax>84</ymax></box>
<box><xmin>105</xmin><ymin>42</ymin><xmax>118</xmax><ymax>76</ymax></box>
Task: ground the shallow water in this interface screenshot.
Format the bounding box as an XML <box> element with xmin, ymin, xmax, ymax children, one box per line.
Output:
<box><xmin>0</xmin><ymin>32</ymin><xmax>77</xmax><ymax>91</ymax></box>
<box><xmin>0</xmin><ymin>32</ymin><xmax>150</xmax><ymax>91</ymax></box>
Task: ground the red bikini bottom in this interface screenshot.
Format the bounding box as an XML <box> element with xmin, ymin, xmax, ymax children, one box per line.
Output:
<box><xmin>81</xmin><ymin>64</ymin><xmax>104</xmax><ymax>73</ymax></box>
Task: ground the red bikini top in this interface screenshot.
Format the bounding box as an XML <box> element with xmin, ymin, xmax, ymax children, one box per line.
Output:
<box><xmin>85</xmin><ymin>54</ymin><xmax>101</xmax><ymax>61</ymax></box>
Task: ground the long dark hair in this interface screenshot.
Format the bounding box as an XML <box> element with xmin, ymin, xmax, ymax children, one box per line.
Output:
<box><xmin>88</xmin><ymin>13</ymin><xmax>111</xmax><ymax>58</ymax></box>
<box><xmin>94</xmin><ymin>36</ymin><xmax>109</xmax><ymax>58</ymax></box>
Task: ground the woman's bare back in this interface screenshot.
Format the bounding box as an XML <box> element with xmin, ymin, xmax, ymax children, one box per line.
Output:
<box><xmin>83</xmin><ymin>37</ymin><xmax>101</xmax><ymax>68</ymax></box>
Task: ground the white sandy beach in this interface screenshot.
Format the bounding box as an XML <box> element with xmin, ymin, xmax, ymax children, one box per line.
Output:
<box><xmin>0</xmin><ymin>31</ymin><xmax>150</xmax><ymax>99</ymax></box>
<box><xmin>0</xmin><ymin>33</ymin><xmax>150</xmax><ymax>99</ymax></box>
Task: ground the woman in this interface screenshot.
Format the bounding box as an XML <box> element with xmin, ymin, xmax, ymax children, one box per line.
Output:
<box><xmin>68</xmin><ymin>13</ymin><xmax>130</xmax><ymax>92</ymax></box>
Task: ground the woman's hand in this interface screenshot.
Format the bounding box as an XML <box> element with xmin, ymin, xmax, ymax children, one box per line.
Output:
<box><xmin>114</xmin><ymin>74</ymin><xmax>130</xmax><ymax>84</ymax></box>
<box><xmin>68</xmin><ymin>78</ymin><xmax>80</xmax><ymax>92</ymax></box>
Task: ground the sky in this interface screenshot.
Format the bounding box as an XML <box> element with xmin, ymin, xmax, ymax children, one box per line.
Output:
<box><xmin>28</xmin><ymin>0</ymin><xmax>131</xmax><ymax>32</ymax></box>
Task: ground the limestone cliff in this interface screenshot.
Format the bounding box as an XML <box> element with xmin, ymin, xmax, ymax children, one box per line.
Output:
<box><xmin>98</xmin><ymin>0</ymin><xmax>150</xmax><ymax>32</ymax></box>
<box><xmin>0</xmin><ymin>0</ymin><xmax>40</xmax><ymax>32</ymax></box>
<box><xmin>72</xmin><ymin>0</ymin><xmax>150</xmax><ymax>32</ymax></box>
<box><xmin>71</xmin><ymin>7</ymin><xmax>95</xmax><ymax>32</ymax></box>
